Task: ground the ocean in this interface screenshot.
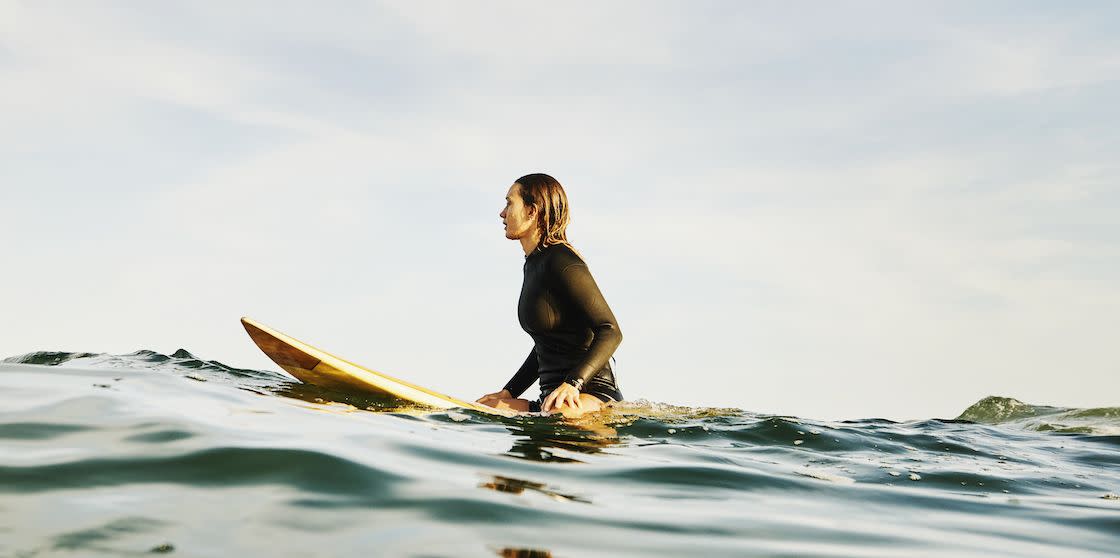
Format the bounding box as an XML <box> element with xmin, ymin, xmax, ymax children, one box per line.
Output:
<box><xmin>1</xmin><ymin>350</ymin><xmax>1117</xmax><ymax>557</ymax></box>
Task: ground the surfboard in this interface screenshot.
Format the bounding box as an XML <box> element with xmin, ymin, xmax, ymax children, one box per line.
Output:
<box><xmin>241</xmin><ymin>317</ymin><xmax>513</xmax><ymax>416</ymax></box>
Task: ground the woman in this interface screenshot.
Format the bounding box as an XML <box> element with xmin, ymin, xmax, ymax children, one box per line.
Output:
<box><xmin>476</xmin><ymin>173</ymin><xmax>624</xmax><ymax>417</ymax></box>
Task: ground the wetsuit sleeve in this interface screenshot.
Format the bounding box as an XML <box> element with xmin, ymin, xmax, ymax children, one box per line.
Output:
<box><xmin>556</xmin><ymin>263</ymin><xmax>623</xmax><ymax>386</ymax></box>
<box><xmin>502</xmin><ymin>349</ymin><xmax>538</xmax><ymax>398</ymax></box>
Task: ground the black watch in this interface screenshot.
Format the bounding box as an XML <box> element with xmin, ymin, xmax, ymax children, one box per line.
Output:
<box><xmin>564</xmin><ymin>377</ymin><xmax>585</xmax><ymax>390</ymax></box>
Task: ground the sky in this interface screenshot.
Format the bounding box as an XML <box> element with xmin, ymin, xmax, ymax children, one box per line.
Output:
<box><xmin>2</xmin><ymin>1</ymin><xmax>1117</xmax><ymax>421</ymax></box>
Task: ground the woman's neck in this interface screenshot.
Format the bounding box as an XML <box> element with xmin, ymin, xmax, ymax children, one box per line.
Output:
<box><xmin>519</xmin><ymin>230</ymin><xmax>542</xmax><ymax>256</ymax></box>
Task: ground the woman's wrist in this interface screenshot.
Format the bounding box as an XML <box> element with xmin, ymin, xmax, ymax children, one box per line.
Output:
<box><xmin>563</xmin><ymin>377</ymin><xmax>584</xmax><ymax>391</ymax></box>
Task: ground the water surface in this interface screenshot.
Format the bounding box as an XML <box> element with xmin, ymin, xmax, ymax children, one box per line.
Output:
<box><xmin>1</xmin><ymin>350</ymin><xmax>1117</xmax><ymax>557</ymax></box>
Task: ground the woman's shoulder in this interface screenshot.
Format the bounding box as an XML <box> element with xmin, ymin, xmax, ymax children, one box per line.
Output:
<box><xmin>542</xmin><ymin>242</ymin><xmax>587</xmax><ymax>272</ymax></box>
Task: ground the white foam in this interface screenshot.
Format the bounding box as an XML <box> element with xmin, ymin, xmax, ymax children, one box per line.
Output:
<box><xmin>446</xmin><ymin>411</ymin><xmax>471</xmax><ymax>422</ymax></box>
<box><xmin>798</xmin><ymin>470</ymin><xmax>856</xmax><ymax>485</ymax></box>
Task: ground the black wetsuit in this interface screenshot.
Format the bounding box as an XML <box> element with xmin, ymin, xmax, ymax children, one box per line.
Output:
<box><xmin>502</xmin><ymin>243</ymin><xmax>624</xmax><ymax>411</ymax></box>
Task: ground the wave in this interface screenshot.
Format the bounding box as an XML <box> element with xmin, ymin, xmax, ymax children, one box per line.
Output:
<box><xmin>4</xmin><ymin>349</ymin><xmax>278</xmax><ymax>379</ymax></box>
<box><xmin>2</xmin><ymin>351</ymin><xmax>1119</xmax><ymax>557</ymax></box>
<box><xmin>956</xmin><ymin>396</ymin><xmax>1120</xmax><ymax>435</ymax></box>
<box><xmin>7</xmin><ymin>350</ymin><xmax>1119</xmax><ymax>436</ymax></box>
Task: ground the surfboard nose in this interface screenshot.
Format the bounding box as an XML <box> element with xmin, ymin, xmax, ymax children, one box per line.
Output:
<box><xmin>241</xmin><ymin>317</ymin><xmax>321</xmax><ymax>372</ymax></box>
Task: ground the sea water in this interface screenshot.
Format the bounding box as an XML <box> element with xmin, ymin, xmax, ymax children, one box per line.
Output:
<box><xmin>1</xmin><ymin>350</ymin><xmax>1117</xmax><ymax>557</ymax></box>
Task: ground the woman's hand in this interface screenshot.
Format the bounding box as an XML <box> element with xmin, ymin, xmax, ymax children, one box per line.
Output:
<box><xmin>476</xmin><ymin>389</ymin><xmax>512</xmax><ymax>406</ymax></box>
<box><xmin>541</xmin><ymin>383</ymin><xmax>582</xmax><ymax>413</ymax></box>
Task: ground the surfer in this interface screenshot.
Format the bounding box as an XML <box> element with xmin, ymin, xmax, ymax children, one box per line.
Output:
<box><xmin>476</xmin><ymin>173</ymin><xmax>624</xmax><ymax>418</ymax></box>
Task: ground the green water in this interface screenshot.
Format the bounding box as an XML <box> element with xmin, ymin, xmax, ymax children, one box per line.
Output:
<box><xmin>1</xmin><ymin>351</ymin><xmax>1118</xmax><ymax>557</ymax></box>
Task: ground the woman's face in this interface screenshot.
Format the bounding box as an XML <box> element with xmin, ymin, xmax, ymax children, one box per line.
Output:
<box><xmin>500</xmin><ymin>183</ymin><xmax>536</xmax><ymax>240</ymax></box>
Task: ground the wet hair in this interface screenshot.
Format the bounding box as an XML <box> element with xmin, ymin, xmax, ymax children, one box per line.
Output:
<box><xmin>515</xmin><ymin>173</ymin><xmax>570</xmax><ymax>249</ymax></box>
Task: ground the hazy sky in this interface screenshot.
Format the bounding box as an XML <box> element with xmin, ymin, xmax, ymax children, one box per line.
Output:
<box><xmin>2</xmin><ymin>1</ymin><xmax>1117</xmax><ymax>420</ymax></box>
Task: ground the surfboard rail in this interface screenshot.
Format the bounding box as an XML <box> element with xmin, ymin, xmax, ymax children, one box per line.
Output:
<box><xmin>241</xmin><ymin>317</ymin><xmax>513</xmax><ymax>416</ymax></box>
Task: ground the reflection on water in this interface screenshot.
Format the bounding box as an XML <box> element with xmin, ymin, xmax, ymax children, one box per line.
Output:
<box><xmin>268</xmin><ymin>378</ymin><xmax>414</xmax><ymax>410</ymax></box>
<box><xmin>494</xmin><ymin>548</ymin><xmax>553</xmax><ymax>558</ymax></box>
<box><xmin>479</xmin><ymin>475</ymin><xmax>590</xmax><ymax>504</ymax></box>
<box><xmin>501</xmin><ymin>414</ymin><xmax>621</xmax><ymax>463</ymax></box>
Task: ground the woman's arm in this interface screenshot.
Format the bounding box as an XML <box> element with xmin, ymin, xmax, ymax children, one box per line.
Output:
<box><xmin>556</xmin><ymin>262</ymin><xmax>623</xmax><ymax>386</ymax></box>
<box><xmin>502</xmin><ymin>349</ymin><xmax>539</xmax><ymax>398</ymax></box>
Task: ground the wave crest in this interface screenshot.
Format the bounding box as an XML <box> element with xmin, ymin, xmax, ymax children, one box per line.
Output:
<box><xmin>957</xmin><ymin>396</ymin><xmax>1120</xmax><ymax>435</ymax></box>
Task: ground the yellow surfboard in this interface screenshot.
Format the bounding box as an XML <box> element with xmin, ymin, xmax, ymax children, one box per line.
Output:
<box><xmin>241</xmin><ymin>317</ymin><xmax>513</xmax><ymax>416</ymax></box>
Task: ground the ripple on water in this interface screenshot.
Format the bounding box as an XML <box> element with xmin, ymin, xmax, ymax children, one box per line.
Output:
<box><xmin>1</xmin><ymin>359</ymin><xmax>1119</xmax><ymax>557</ymax></box>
